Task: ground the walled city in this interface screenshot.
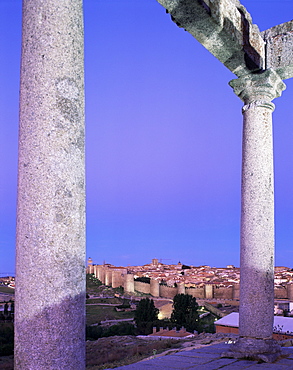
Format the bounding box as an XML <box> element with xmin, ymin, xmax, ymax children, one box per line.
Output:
<box><xmin>87</xmin><ymin>258</ymin><xmax>293</xmax><ymax>303</ymax></box>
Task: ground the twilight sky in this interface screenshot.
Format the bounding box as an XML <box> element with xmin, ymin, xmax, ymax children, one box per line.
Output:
<box><xmin>0</xmin><ymin>0</ymin><xmax>293</xmax><ymax>275</ymax></box>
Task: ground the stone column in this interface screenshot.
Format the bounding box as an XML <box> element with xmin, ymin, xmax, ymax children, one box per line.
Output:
<box><xmin>225</xmin><ymin>69</ymin><xmax>285</xmax><ymax>362</ymax></box>
<box><xmin>15</xmin><ymin>1</ymin><xmax>85</xmax><ymax>369</ymax></box>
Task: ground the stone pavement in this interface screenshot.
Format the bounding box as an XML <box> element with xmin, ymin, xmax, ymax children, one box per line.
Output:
<box><xmin>111</xmin><ymin>343</ymin><xmax>293</xmax><ymax>369</ymax></box>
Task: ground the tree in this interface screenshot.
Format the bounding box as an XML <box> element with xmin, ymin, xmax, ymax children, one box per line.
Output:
<box><xmin>10</xmin><ymin>301</ymin><xmax>14</xmax><ymax>315</ymax></box>
<box><xmin>171</xmin><ymin>294</ymin><xmax>199</xmax><ymax>332</ymax></box>
<box><xmin>134</xmin><ymin>276</ymin><xmax>150</xmax><ymax>284</ymax></box>
<box><xmin>0</xmin><ymin>322</ymin><xmax>14</xmax><ymax>356</ymax></box>
<box><xmin>134</xmin><ymin>298</ymin><xmax>159</xmax><ymax>334</ymax></box>
<box><xmin>4</xmin><ymin>303</ymin><xmax>8</xmax><ymax>317</ymax></box>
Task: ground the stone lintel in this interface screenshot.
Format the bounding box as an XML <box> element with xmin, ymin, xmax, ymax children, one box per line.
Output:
<box><xmin>156</xmin><ymin>0</ymin><xmax>265</xmax><ymax>76</ymax></box>
<box><xmin>229</xmin><ymin>69</ymin><xmax>286</xmax><ymax>105</ymax></box>
<box><xmin>262</xmin><ymin>20</ymin><xmax>293</xmax><ymax>80</ymax></box>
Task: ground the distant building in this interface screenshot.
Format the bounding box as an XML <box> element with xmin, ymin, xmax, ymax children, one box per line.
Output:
<box><xmin>148</xmin><ymin>326</ymin><xmax>196</xmax><ymax>339</ymax></box>
<box><xmin>215</xmin><ymin>312</ymin><xmax>293</xmax><ymax>340</ymax></box>
<box><xmin>152</xmin><ymin>258</ymin><xmax>159</xmax><ymax>266</ymax></box>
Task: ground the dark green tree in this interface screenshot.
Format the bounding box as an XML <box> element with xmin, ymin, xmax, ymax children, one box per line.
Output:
<box><xmin>134</xmin><ymin>298</ymin><xmax>159</xmax><ymax>334</ymax></box>
<box><xmin>4</xmin><ymin>303</ymin><xmax>8</xmax><ymax>316</ymax></box>
<box><xmin>86</xmin><ymin>325</ymin><xmax>104</xmax><ymax>341</ymax></box>
<box><xmin>134</xmin><ymin>276</ymin><xmax>150</xmax><ymax>284</ymax></box>
<box><xmin>10</xmin><ymin>301</ymin><xmax>14</xmax><ymax>315</ymax></box>
<box><xmin>104</xmin><ymin>322</ymin><xmax>135</xmax><ymax>337</ymax></box>
<box><xmin>0</xmin><ymin>322</ymin><xmax>14</xmax><ymax>356</ymax></box>
<box><xmin>171</xmin><ymin>294</ymin><xmax>199</xmax><ymax>332</ymax></box>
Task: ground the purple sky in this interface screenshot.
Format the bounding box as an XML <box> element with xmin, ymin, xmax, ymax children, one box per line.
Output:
<box><xmin>0</xmin><ymin>0</ymin><xmax>293</xmax><ymax>275</ymax></box>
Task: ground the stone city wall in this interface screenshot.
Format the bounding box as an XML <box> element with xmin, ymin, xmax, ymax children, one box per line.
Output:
<box><xmin>198</xmin><ymin>299</ymin><xmax>240</xmax><ymax>307</ymax></box>
<box><xmin>205</xmin><ymin>284</ymin><xmax>214</xmax><ymax>299</ymax></box>
<box><xmin>177</xmin><ymin>282</ymin><xmax>186</xmax><ymax>295</ymax></box>
<box><xmin>213</xmin><ymin>285</ymin><xmax>234</xmax><ymax>300</ymax></box>
<box><xmin>124</xmin><ymin>274</ymin><xmax>135</xmax><ymax>293</ymax></box>
<box><xmin>186</xmin><ymin>286</ymin><xmax>205</xmax><ymax>299</ymax></box>
<box><xmin>91</xmin><ymin>265</ymin><xmax>293</xmax><ymax>301</ymax></box>
<box><xmin>93</xmin><ymin>265</ymin><xmax>106</xmax><ymax>284</ymax></box>
<box><xmin>274</xmin><ymin>286</ymin><xmax>288</xmax><ymax>299</ymax></box>
<box><xmin>98</xmin><ymin>267</ymin><xmax>106</xmax><ymax>285</ymax></box>
<box><xmin>88</xmin><ymin>266</ymin><xmax>289</xmax><ymax>302</ymax></box>
<box><xmin>159</xmin><ymin>285</ymin><xmax>178</xmax><ymax>299</ymax></box>
<box><xmin>105</xmin><ymin>270</ymin><xmax>112</xmax><ymax>286</ymax></box>
<box><xmin>134</xmin><ymin>281</ymin><xmax>151</xmax><ymax>294</ymax></box>
<box><xmin>287</xmin><ymin>284</ymin><xmax>293</xmax><ymax>301</ymax></box>
<box><xmin>203</xmin><ymin>301</ymin><xmax>227</xmax><ymax>318</ymax></box>
<box><xmin>87</xmin><ymin>266</ymin><xmax>242</xmax><ymax>301</ymax></box>
<box><xmin>150</xmin><ymin>279</ymin><xmax>160</xmax><ymax>297</ymax></box>
<box><xmin>112</xmin><ymin>269</ymin><xmax>127</xmax><ymax>288</ymax></box>
<box><xmin>233</xmin><ymin>285</ymin><xmax>240</xmax><ymax>300</ymax></box>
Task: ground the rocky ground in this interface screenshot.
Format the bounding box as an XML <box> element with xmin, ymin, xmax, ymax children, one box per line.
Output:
<box><xmin>86</xmin><ymin>332</ymin><xmax>239</xmax><ymax>369</ymax></box>
<box><xmin>0</xmin><ymin>332</ymin><xmax>236</xmax><ymax>370</ymax></box>
<box><xmin>2</xmin><ymin>332</ymin><xmax>293</xmax><ymax>369</ymax></box>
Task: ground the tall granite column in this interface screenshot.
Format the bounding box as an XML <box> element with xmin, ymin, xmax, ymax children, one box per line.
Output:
<box><xmin>15</xmin><ymin>1</ymin><xmax>85</xmax><ymax>369</ymax></box>
<box><xmin>226</xmin><ymin>69</ymin><xmax>286</xmax><ymax>362</ymax></box>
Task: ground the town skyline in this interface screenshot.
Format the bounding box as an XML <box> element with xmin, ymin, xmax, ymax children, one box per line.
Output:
<box><xmin>87</xmin><ymin>257</ymin><xmax>293</xmax><ymax>270</ymax></box>
<box><xmin>87</xmin><ymin>258</ymin><xmax>293</xmax><ymax>305</ymax></box>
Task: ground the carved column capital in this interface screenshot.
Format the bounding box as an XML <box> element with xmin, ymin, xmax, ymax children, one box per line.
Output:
<box><xmin>229</xmin><ymin>69</ymin><xmax>286</xmax><ymax>111</ymax></box>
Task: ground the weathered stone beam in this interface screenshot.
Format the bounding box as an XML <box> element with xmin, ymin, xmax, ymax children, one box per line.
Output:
<box><xmin>156</xmin><ymin>0</ymin><xmax>265</xmax><ymax>76</ymax></box>
<box><xmin>262</xmin><ymin>21</ymin><xmax>293</xmax><ymax>80</ymax></box>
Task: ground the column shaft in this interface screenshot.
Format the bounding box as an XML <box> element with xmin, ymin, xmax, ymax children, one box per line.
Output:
<box><xmin>225</xmin><ymin>70</ymin><xmax>286</xmax><ymax>361</ymax></box>
<box><xmin>15</xmin><ymin>1</ymin><xmax>85</xmax><ymax>369</ymax></box>
<box><xmin>240</xmin><ymin>102</ymin><xmax>275</xmax><ymax>338</ymax></box>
